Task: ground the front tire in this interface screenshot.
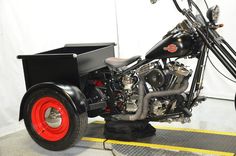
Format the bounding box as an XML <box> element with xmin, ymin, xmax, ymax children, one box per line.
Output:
<box><xmin>23</xmin><ymin>88</ymin><xmax>88</xmax><ymax>151</ymax></box>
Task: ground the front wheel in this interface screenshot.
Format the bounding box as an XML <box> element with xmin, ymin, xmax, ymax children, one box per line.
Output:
<box><xmin>23</xmin><ymin>88</ymin><xmax>88</xmax><ymax>151</ymax></box>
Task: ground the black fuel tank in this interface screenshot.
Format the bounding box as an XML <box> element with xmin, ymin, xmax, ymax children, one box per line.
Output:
<box><xmin>145</xmin><ymin>32</ymin><xmax>194</xmax><ymax>59</ymax></box>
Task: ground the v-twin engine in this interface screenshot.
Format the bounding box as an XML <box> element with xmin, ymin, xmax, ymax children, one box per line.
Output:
<box><xmin>139</xmin><ymin>61</ymin><xmax>191</xmax><ymax>91</ymax></box>
<box><xmin>116</xmin><ymin>61</ymin><xmax>191</xmax><ymax>121</ymax></box>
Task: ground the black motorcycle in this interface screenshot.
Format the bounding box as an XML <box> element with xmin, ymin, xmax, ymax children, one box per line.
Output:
<box><xmin>18</xmin><ymin>0</ymin><xmax>236</xmax><ymax>151</ymax></box>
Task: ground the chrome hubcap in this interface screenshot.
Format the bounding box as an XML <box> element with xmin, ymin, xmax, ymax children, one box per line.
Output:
<box><xmin>44</xmin><ymin>107</ymin><xmax>62</xmax><ymax>128</ymax></box>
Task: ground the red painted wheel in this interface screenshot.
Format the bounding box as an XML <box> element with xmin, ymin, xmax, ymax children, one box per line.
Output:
<box><xmin>31</xmin><ymin>97</ymin><xmax>70</xmax><ymax>141</ymax></box>
<box><xmin>23</xmin><ymin>88</ymin><xmax>88</xmax><ymax>151</ymax></box>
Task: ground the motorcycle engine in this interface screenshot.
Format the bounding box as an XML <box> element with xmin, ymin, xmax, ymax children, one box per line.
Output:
<box><xmin>144</xmin><ymin>61</ymin><xmax>191</xmax><ymax>116</ymax></box>
<box><xmin>144</xmin><ymin>61</ymin><xmax>191</xmax><ymax>90</ymax></box>
<box><xmin>118</xmin><ymin>61</ymin><xmax>191</xmax><ymax>116</ymax></box>
<box><xmin>120</xmin><ymin>74</ymin><xmax>139</xmax><ymax>113</ymax></box>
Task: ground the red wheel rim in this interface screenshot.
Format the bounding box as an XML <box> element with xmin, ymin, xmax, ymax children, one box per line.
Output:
<box><xmin>31</xmin><ymin>97</ymin><xmax>70</xmax><ymax>141</ymax></box>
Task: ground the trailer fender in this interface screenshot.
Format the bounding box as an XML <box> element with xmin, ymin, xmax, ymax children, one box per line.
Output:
<box><xmin>19</xmin><ymin>82</ymin><xmax>87</xmax><ymax>121</ymax></box>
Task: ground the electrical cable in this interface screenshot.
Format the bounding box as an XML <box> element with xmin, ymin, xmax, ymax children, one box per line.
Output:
<box><xmin>207</xmin><ymin>55</ymin><xmax>236</xmax><ymax>83</ymax></box>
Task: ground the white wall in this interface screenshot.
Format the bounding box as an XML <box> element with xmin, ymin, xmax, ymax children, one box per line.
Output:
<box><xmin>116</xmin><ymin>0</ymin><xmax>236</xmax><ymax>99</ymax></box>
<box><xmin>0</xmin><ymin>0</ymin><xmax>117</xmax><ymax>130</ymax></box>
<box><xmin>0</xmin><ymin>0</ymin><xmax>235</xmax><ymax>131</ymax></box>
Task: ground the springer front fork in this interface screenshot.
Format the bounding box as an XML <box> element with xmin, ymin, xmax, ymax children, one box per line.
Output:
<box><xmin>187</xmin><ymin>27</ymin><xmax>236</xmax><ymax>110</ymax></box>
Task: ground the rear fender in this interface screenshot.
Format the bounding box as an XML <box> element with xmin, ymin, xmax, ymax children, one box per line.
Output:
<box><xmin>19</xmin><ymin>82</ymin><xmax>87</xmax><ymax>121</ymax></box>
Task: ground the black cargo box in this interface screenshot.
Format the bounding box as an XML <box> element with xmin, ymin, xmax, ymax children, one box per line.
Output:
<box><xmin>17</xmin><ymin>43</ymin><xmax>115</xmax><ymax>89</ymax></box>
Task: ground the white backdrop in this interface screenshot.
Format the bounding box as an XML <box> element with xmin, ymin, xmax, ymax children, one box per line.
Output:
<box><xmin>0</xmin><ymin>0</ymin><xmax>118</xmax><ymax>130</ymax></box>
<box><xmin>115</xmin><ymin>0</ymin><xmax>236</xmax><ymax>99</ymax></box>
<box><xmin>0</xmin><ymin>0</ymin><xmax>235</xmax><ymax>131</ymax></box>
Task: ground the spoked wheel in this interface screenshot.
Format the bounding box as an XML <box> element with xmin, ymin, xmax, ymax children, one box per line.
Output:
<box><xmin>23</xmin><ymin>88</ymin><xmax>88</xmax><ymax>151</ymax></box>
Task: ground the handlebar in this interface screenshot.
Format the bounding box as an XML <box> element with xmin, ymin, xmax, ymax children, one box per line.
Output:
<box><xmin>173</xmin><ymin>0</ymin><xmax>184</xmax><ymax>14</ymax></box>
<box><xmin>172</xmin><ymin>0</ymin><xmax>193</xmax><ymax>14</ymax></box>
<box><xmin>172</xmin><ymin>0</ymin><xmax>207</xmax><ymax>26</ymax></box>
<box><xmin>151</xmin><ymin>0</ymin><xmax>208</xmax><ymax>28</ymax></box>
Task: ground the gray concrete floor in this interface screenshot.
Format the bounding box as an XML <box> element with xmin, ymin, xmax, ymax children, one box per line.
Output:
<box><xmin>0</xmin><ymin>130</ymin><xmax>113</xmax><ymax>156</ymax></box>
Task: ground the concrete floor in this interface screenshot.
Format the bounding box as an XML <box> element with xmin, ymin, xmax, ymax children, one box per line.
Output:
<box><xmin>0</xmin><ymin>98</ymin><xmax>235</xmax><ymax>156</ymax></box>
<box><xmin>0</xmin><ymin>130</ymin><xmax>113</xmax><ymax>156</ymax></box>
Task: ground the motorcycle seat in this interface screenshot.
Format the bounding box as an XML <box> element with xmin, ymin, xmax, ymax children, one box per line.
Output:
<box><xmin>105</xmin><ymin>55</ymin><xmax>141</xmax><ymax>68</ymax></box>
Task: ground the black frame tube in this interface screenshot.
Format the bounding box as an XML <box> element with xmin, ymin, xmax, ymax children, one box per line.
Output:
<box><xmin>223</xmin><ymin>40</ymin><xmax>236</xmax><ymax>56</ymax></box>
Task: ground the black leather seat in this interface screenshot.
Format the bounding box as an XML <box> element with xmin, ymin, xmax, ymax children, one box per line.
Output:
<box><xmin>105</xmin><ymin>55</ymin><xmax>141</xmax><ymax>68</ymax></box>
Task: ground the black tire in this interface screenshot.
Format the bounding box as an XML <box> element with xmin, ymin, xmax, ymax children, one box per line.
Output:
<box><xmin>23</xmin><ymin>88</ymin><xmax>88</xmax><ymax>151</ymax></box>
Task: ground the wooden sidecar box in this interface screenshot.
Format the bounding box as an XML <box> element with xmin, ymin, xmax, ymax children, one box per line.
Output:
<box><xmin>17</xmin><ymin>43</ymin><xmax>115</xmax><ymax>89</ymax></box>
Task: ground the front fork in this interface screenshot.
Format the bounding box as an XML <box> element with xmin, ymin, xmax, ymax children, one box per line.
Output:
<box><xmin>186</xmin><ymin>45</ymin><xmax>208</xmax><ymax>110</ymax></box>
<box><xmin>182</xmin><ymin>10</ymin><xmax>236</xmax><ymax>111</ymax></box>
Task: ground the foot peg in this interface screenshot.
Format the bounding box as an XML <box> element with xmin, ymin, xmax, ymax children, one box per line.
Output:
<box><xmin>196</xmin><ymin>96</ymin><xmax>207</xmax><ymax>103</ymax></box>
<box><xmin>182</xmin><ymin>107</ymin><xmax>192</xmax><ymax>117</ymax></box>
